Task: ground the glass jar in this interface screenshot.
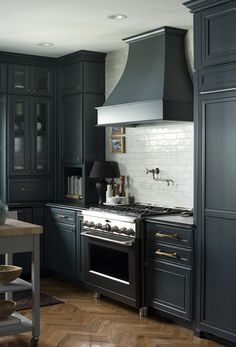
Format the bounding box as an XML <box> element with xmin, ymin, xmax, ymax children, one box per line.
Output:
<box><xmin>0</xmin><ymin>201</ymin><xmax>8</xmax><ymax>225</ymax></box>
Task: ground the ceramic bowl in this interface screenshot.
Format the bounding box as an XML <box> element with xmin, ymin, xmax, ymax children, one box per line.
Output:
<box><xmin>0</xmin><ymin>300</ymin><xmax>16</xmax><ymax>320</ymax></box>
<box><xmin>0</xmin><ymin>265</ymin><xmax>22</xmax><ymax>284</ymax></box>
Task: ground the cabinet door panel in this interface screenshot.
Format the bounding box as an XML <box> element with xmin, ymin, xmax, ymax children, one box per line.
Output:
<box><xmin>61</xmin><ymin>95</ymin><xmax>82</xmax><ymax>164</ymax></box>
<box><xmin>148</xmin><ymin>260</ymin><xmax>192</xmax><ymax>320</ymax></box>
<box><xmin>61</xmin><ymin>63</ymin><xmax>82</xmax><ymax>95</ymax></box>
<box><xmin>201</xmin><ymin>3</ymin><xmax>236</xmax><ymax>67</ymax></box>
<box><xmin>203</xmin><ymin>96</ymin><xmax>236</xmax><ymax>212</ymax></box>
<box><xmin>8</xmin><ymin>96</ymin><xmax>31</xmax><ymax>175</ymax></box>
<box><xmin>32</xmin><ymin>97</ymin><xmax>53</xmax><ymax>175</ymax></box>
<box><xmin>0</xmin><ymin>63</ymin><xmax>7</xmax><ymax>94</ymax></box>
<box><xmin>32</xmin><ymin>67</ymin><xmax>53</xmax><ymax>97</ymax></box>
<box><xmin>8</xmin><ymin>65</ymin><xmax>30</xmax><ymax>95</ymax></box>
<box><xmin>202</xmin><ymin>218</ymin><xmax>236</xmax><ymax>334</ymax></box>
<box><xmin>83</xmin><ymin>62</ymin><xmax>105</xmax><ymax>94</ymax></box>
<box><xmin>12</xmin><ymin>207</ymin><xmax>32</xmax><ymax>275</ymax></box>
<box><xmin>83</xmin><ymin>94</ymin><xmax>105</xmax><ymax>161</ymax></box>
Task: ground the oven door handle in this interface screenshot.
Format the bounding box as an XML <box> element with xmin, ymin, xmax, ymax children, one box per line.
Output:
<box><xmin>81</xmin><ymin>231</ymin><xmax>134</xmax><ymax>247</ymax></box>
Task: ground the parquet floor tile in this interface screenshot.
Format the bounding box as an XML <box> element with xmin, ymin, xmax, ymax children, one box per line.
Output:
<box><xmin>0</xmin><ymin>278</ymin><xmax>225</xmax><ymax>347</ymax></box>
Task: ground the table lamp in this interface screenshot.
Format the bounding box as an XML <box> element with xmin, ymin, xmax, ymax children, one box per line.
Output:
<box><xmin>90</xmin><ymin>161</ymin><xmax>117</xmax><ymax>204</ymax></box>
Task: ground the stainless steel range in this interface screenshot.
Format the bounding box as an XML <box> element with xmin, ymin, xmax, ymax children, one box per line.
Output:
<box><xmin>81</xmin><ymin>204</ymin><xmax>181</xmax><ymax>313</ymax></box>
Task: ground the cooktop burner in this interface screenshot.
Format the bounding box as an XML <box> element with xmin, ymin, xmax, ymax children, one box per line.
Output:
<box><xmin>90</xmin><ymin>204</ymin><xmax>182</xmax><ymax>217</ymax></box>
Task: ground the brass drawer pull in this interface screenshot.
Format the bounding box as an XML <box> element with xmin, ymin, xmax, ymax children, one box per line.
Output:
<box><xmin>56</xmin><ymin>214</ymin><xmax>69</xmax><ymax>219</ymax></box>
<box><xmin>155</xmin><ymin>232</ymin><xmax>178</xmax><ymax>239</ymax></box>
<box><xmin>155</xmin><ymin>249</ymin><xmax>178</xmax><ymax>258</ymax></box>
<box><xmin>21</xmin><ymin>188</ymin><xmax>35</xmax><ymax>192</ymax></box>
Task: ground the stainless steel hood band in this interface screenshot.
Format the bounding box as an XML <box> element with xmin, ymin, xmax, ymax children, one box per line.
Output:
<box><xmin>81</xmin><ymin>231</ymin><xmax>134</xmax><ymax>247</ymax></box>
<box><xmin>124</xmin><ymin>28</ymin><xmax>165</xmax><ymax>43</ymax></box>
<box><xmin>200</xmin><ymin>87</ymin><xmax>236</xmax><ymax>95</ymax></box>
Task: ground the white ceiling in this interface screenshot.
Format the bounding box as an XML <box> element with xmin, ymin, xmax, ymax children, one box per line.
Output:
<box><xmin>0</xmin><ymin>0</ymin><xmax>193</xmax><ymax>58</ymax></box>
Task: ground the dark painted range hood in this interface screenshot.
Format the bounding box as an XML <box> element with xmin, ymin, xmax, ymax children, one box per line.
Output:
<box><xmin>96</xmin><ymin>26</ymin><xmax>193</xmax><ymax>126</ymax></box>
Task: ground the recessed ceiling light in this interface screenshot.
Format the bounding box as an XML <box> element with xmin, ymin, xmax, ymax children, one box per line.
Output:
<box><xmin>107</xmin><ymin>14</ymin><xmax>127</xmax><ymax>20</ymax></box>
<box><xmin>37</xmin><ymin>42</ymin><xmax>54</xmax><ymax>47</ymax></box>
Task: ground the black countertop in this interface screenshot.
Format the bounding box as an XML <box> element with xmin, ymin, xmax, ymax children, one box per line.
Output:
<box><xmin>145</xmin><ymin>214</ymin><xmax>194</xmax><ymax>228</ymax></box>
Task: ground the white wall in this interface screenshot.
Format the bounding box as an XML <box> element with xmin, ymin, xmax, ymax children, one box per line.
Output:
<box><xmin>105</xmin><ymin>35</ymin><xmax>194</xmax><ymax>209</ymax></box>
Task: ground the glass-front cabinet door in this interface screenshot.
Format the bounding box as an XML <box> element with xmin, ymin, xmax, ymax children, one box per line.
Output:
<box><xmin>8</xmin><ymin>65</ymin><xmax>30</xmax><ymax>95</ymax></box>
<box><xmin>8</xmin><ymin>96</ymin><xmax>30</xmax><ymax>175</ymax></box>
<box><xmin>32</xmin><ymin>67</ymin><xmax>53</xmax><ymax>97</ymax></box>
<box><xmin>32</xmin><ymin>98</ymin><xmax>53</xmax><ymax>175</ymax></box>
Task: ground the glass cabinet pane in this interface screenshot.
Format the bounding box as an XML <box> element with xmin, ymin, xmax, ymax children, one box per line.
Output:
<box><xmin>35</xmin><ymin>101</ymin><xmax>48</xmax><ymax>171</ymax></box>
<box><xmin>13</xmin><ymin>101</ymin><xmax>26</xmax><ymax>170</ymax></box>
<box><xmin>14</xmin><ymin>71</ymin><xmax>26</xmax><ymax>89</ymax></box>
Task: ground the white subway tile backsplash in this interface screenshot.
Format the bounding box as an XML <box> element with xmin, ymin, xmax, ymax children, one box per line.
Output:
<box><xmin>105</xmin><ymin>44</ymin><xmax>194</xmax><ymax>209</ymax></box>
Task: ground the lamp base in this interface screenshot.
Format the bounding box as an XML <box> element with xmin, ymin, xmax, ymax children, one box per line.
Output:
<box><xmin>96</xmin><ymin>181</ymin><xmax>107</xmax><ymax>204</ymax></box>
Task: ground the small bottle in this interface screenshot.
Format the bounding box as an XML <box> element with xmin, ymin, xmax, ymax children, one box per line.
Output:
<box><xmin>106</xmin><ymin>184</ymin><xmax>113</xmax><ymax>204</ymax></box>
<box><xmin>125</xmin><ymin>175</ymin><xmax>131</xmax><ymax>204</ymax></box>
<box><xmin>119</xmin><ymin>176</ymin><xmax>125</xmax><ymax>197</ymax></box>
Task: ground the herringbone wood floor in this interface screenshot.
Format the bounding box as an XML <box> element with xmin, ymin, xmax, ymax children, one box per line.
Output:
<box><xmin>0</xmin><ymin>278</ymin><xmax>225</xmax><ymax>347</ymax></box>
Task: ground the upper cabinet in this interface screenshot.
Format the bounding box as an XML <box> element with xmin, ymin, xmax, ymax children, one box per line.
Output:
<box><xmin>61</xmin><ymin>63</ymin><xmax>82</xmax><ymax>96</ymax></box>
<box><xmin>0</xmin><ymin>63</ymin><xmax>7</xmax><ymax>94</ymax></box>
<box><xmin>194</xmin><ymin>1</ymin><xmax>236</xmax><ymax>68</ymax></box>
<box><xmin>61</xmin><ymin>61</ymin><xmax>105</xmax><ymax>96</ymax></box>
<box><xmin>8</xmin><ymin>95</ymin><xmax>53</xmax><ymax>176</ymax></box>
<box><xmin>8</xmin><ymin>64</ymin><xmax>54</xmax><ymax>96</ymax></box>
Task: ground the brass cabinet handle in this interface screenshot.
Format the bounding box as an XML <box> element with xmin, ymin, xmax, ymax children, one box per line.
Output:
<box><xmin>155</xmin><ymin>232</ymin><xmax>178</xmax><ymax>239</ymax></box>
<box><xmin>21</xmin><ymin>188</ymin><xmax>35</xmax><ymax>192</ymax></box>
<box><xmin>155</xmin><ymin>249</ymin><xmax>178</xmax><ymax>258</ymax></box>
<box><xmin>56</xmin><ymin>214</ymin><xmax>68</xmax><ymax>219</ymax></box>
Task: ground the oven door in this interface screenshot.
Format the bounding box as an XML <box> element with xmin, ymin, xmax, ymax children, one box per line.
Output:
<box><xmin>81</xmin><ymin>230</ymin><xmax>137</xmax><ymax>307</ymax></box>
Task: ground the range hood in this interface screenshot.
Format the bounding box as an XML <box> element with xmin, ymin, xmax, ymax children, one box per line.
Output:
<box><xmin>96</xmin><ymin>26</ymin><xmax>193</xmax><ymax>127</ymax></box>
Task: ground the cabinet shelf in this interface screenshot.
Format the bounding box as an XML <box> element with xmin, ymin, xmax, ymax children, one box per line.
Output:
<box><xmin>0</xmin><ymin>278</ymin><xmax>32</xmax><ymax>293</ymax></box>
<box><xmin>0</xmin><ymin>313</ymin><xmax>32</xmax><ymax>337</ymax></box>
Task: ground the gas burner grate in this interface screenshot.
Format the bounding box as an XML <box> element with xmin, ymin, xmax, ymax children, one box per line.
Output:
<box><xmin>90</xmin><ymin>204</ymin><xmax>182</xmax><ymax>217</ymax></box>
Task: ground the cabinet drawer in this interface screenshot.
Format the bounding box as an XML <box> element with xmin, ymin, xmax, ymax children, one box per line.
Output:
<box><xmin>146</xmin><ymin>222</ymin><xmax>192</xmax><ymax>248</ymax></box>
<box><xmin>148</xmin><ymin>259</ymin><xmax>192</xmax><ymax>320</ymax></box>
<box><xmin>9</xmin><ymin>178</ymin><xmax>53</xmax><ymax>202</ymax></box>
<box><xmin>200</xmin><ymin>64</ymin><xmax>236</xmax><ymax>93</ymax></box>
<box><xmin>50</xmin><ymin>208</ymin><xmax>75</xmax><ymax>225</ymax></box>
<box><xmin>147</xmin><ymin>241</ymin><xmax>192</xmax><ymax>267</ymax></box>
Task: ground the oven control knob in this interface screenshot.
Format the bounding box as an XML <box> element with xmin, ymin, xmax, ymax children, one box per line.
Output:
<box><xmin>120</xmin><ymin>227</ymin><xmax>127</xmax><ymax>234</ymax></box>
<box><xmin>111</xmin><ymin>226</ymin><xmax>119</xmax><ymax>233</ymax></box>
<box><xmin>94</xmin><ymin>223</ymin><xmax>102</xmax><ymax>229</ymax></box>
<box><xmin>127</xmin><ymin>228</ymin><xmax>135</xmax><ymax>236</ymax></box>
<box><xmin>88</xmin><ymin>222</ymin><xmax>95</xmax><ymax>228</ymax></box>
<box><xmin>83</xmin><ymin>220</ymin><xmax>89</xmax><ymax>226</ymax></box>
<box><xmin>102</xmin><ymin>224</ymin><xmax>111</xmax><ymax>231</ymax></box>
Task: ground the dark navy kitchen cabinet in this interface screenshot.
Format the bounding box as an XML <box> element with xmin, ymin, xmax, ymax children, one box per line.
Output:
<box><xmin>61</xmin><ymin>94</ymin><xmax>83</xmax><ymax>165</ymax></box>
<box><xmin>76</xmin><ymin>212</ymin><xmax>84</xmax><ymax>282</ymax></box>
<box><xmin>8</xmin><ymin>95</ymin><xmax>54</xmax><ymax>202</ymax></box>
<box><xmin>195</xmin><ymin>91</ymin><xmax>236</xmax><ymax>341</ymax></box>
<box><xmin>145</xmin><ymin>222</ymin><xmax>193</xmax><ymax>321</ymax></box>
<box><xmin>0</xmin><ymin>63</ymin><xmax>7</xmax><ymax>94</ymax></box>
<box><xmin>8</xmin><ymin>95</ymin><xmax>53</xmax><ymax>176</ymax></box>
<box><xmin>45</xmin><ymin>206</ymin><xmax>76</xmax><ymax>279</ymax></box>
<box><xmin>61</xmin><ymin>63</ymin><xmax>82</xmax><ymax>96</ymax></box>
<box><xmin>11</xmin><ymin>206</ymin><xmax>45</xmax><ymax>275</ymax></box>
<box><xmin>83</xmin><ymin>61</ymin><xmax>105</xmax><ymax>94</ymax></box>
<box><xmin>8</xmin><ymin>64</ymin><xmax>53</xmax><ymax>96</ymax></box>
<box><xmin>57</xmin><ymin>51</ymin><xmax>106</xmax><ymax>204</ymax></box>
<box><xmin>184</xmin><ymin>0</ymin><xmax>236</xmax><ymax>344</ymax></box>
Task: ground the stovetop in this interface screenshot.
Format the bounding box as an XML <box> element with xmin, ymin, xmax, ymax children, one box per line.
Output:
<box><xmin>89</xmin><ymin>204</ymin><xmax>183</xmax><ymax>218</ymax></box>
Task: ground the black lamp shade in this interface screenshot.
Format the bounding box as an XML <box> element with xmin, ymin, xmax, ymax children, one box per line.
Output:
<box><xmin>90</xmin><ymin>161</ymin><xmax>114</xmax><ymax>178</ymax></box>
<box><xmin>90</xmin><ymin>161</ymin><xmax>120</xmax><ymax>204</ymax></box>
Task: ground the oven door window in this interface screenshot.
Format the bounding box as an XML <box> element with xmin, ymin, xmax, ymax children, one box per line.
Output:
<box><xmin>90</xmin><ymin>243</ymin><xmax>129</xmax><ymax>283</ymax></box>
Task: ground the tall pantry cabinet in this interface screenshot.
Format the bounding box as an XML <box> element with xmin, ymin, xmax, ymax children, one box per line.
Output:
<box><xmin>56</xmin><ymin>51</ymin><xmax>106</xmax><ymax>204</ymax></box>
<box><xmin>184</xmin><ymin>0</ymin><xmax>236</xmax><ymax>344</ymax></box>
